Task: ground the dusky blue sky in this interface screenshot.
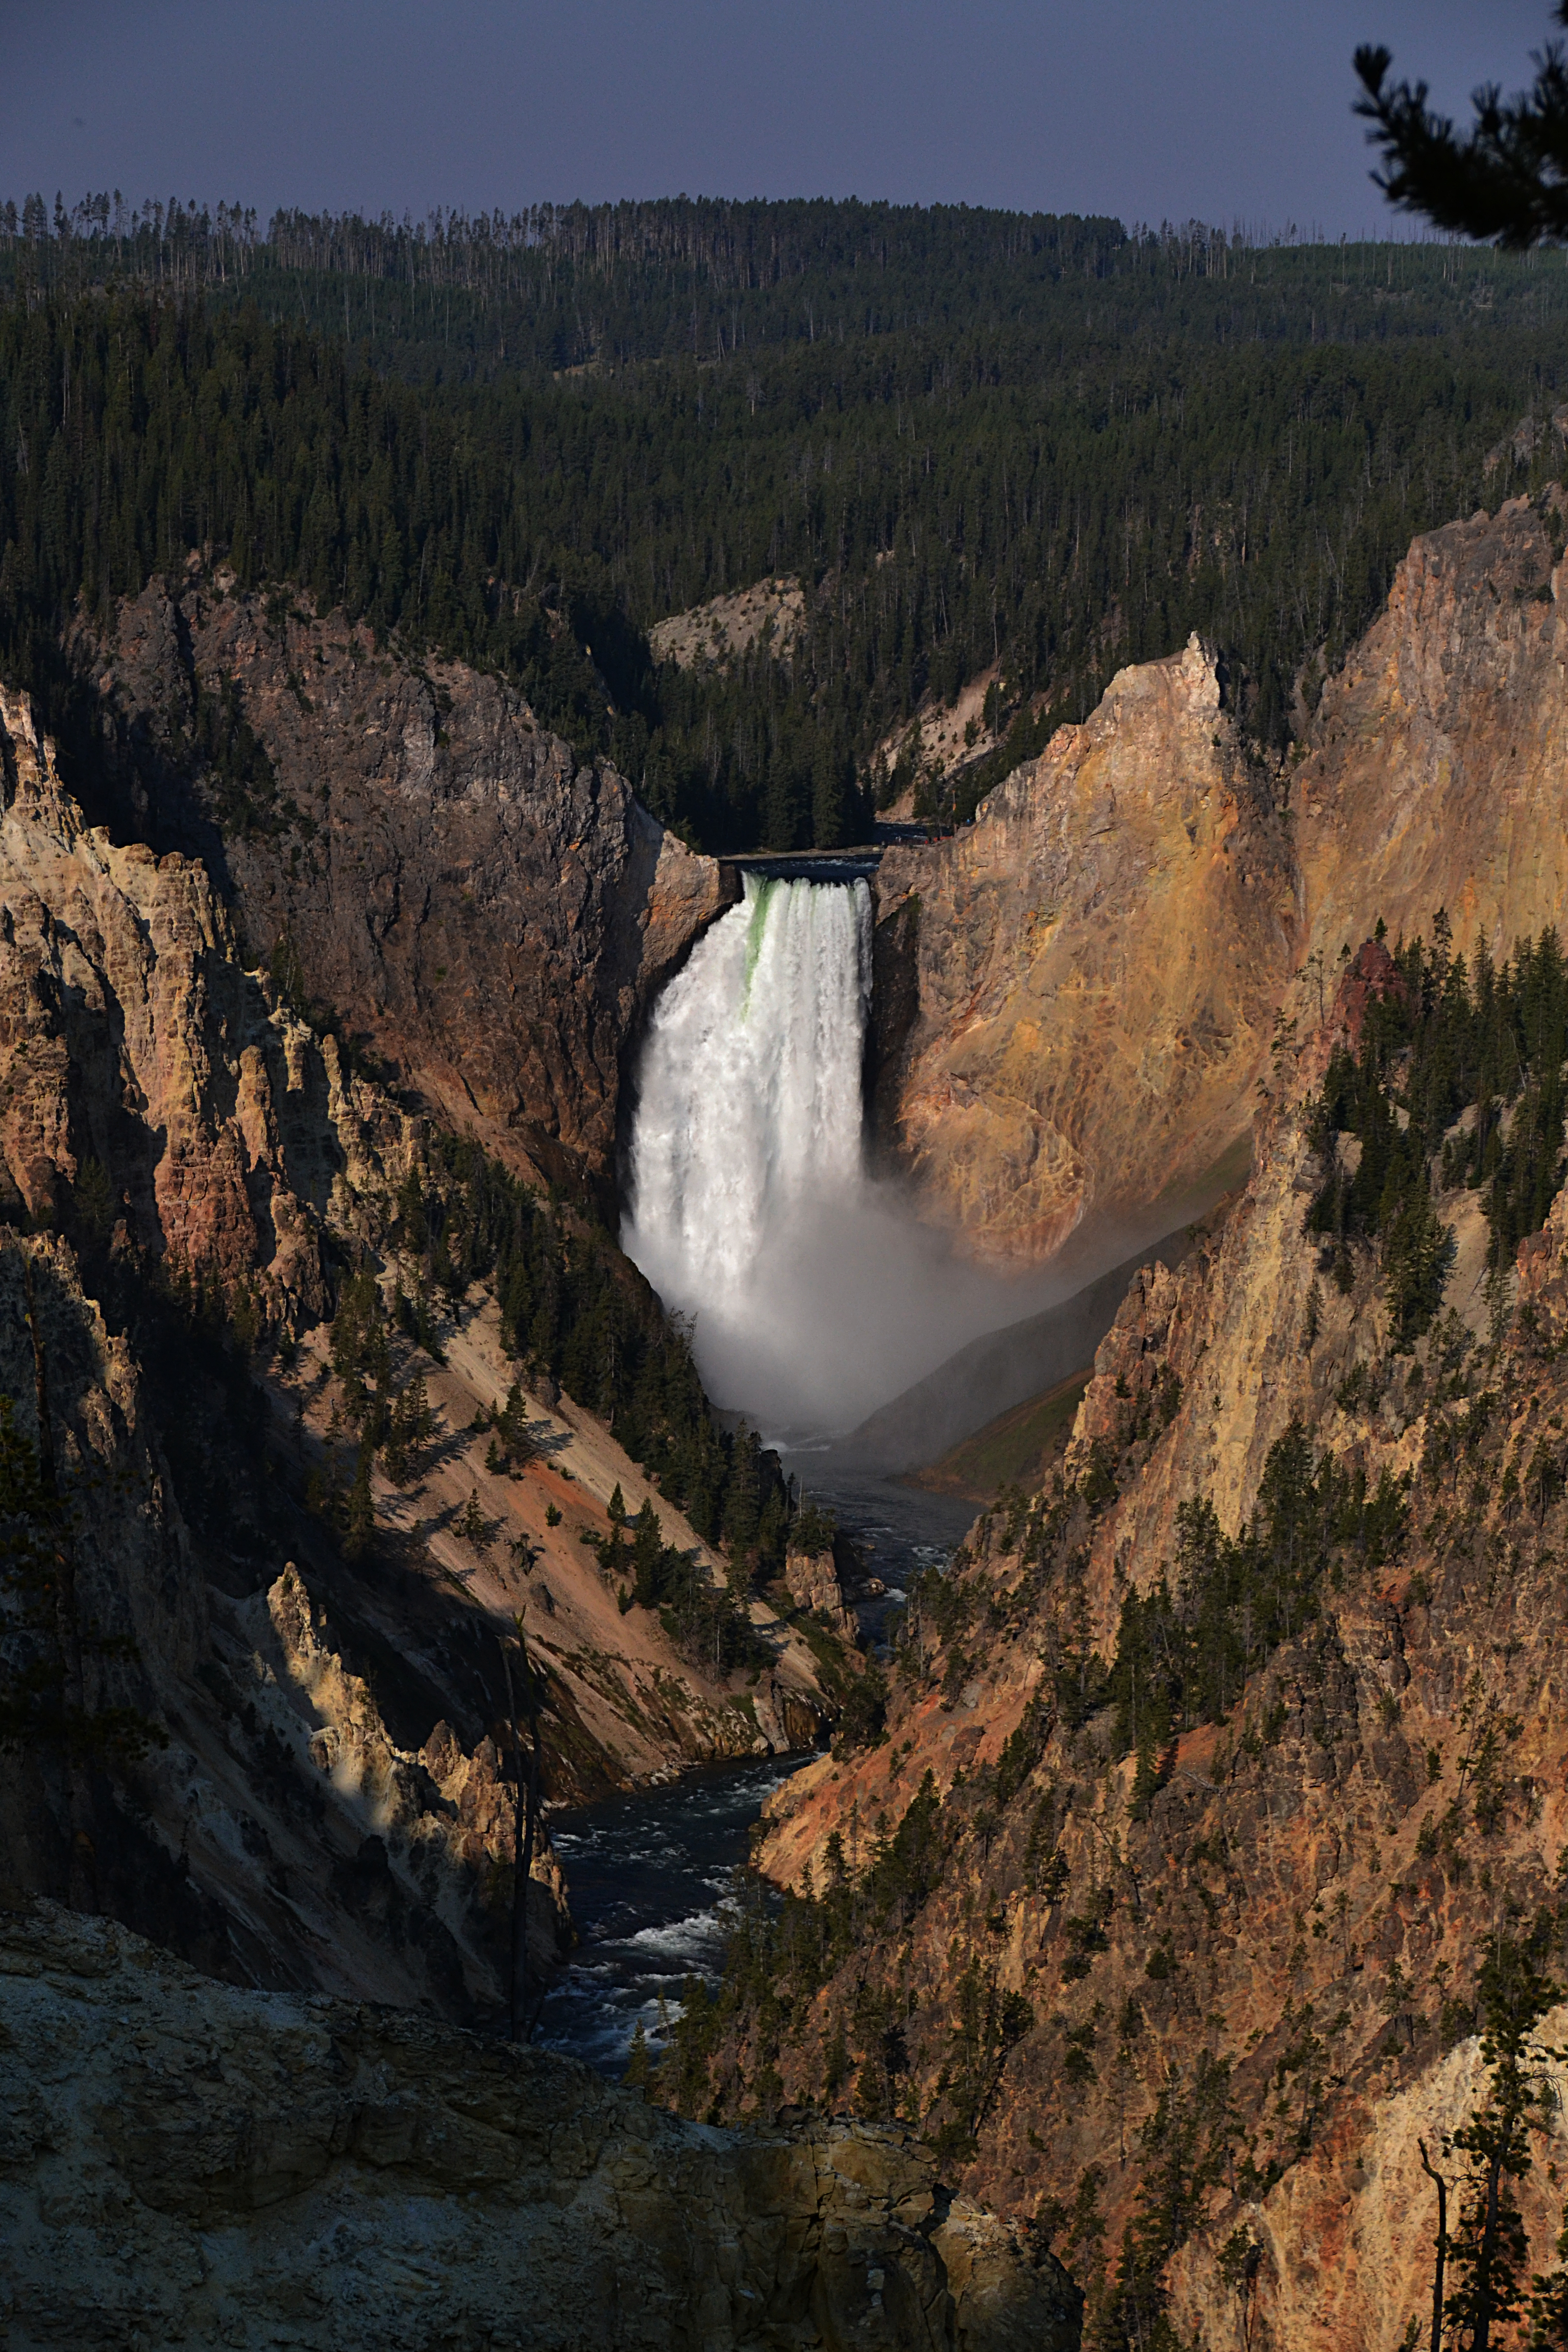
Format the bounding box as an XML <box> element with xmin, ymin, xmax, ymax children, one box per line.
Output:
<box><xmin>2</xmin><ymin>1</ymin><xmax>1552</xmax><ymax>237</ymax></box>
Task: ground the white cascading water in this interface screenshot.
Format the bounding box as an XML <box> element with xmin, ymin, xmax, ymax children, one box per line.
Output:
<box><xmin>626</xmin><ymin>874</ymin><xmax>872</xmax><ymax>1301</ymax></box>
<box><xmin>624</xmin><ymin>873</ymin><xmax>1035</xmax><ymax>1441</ymax></box>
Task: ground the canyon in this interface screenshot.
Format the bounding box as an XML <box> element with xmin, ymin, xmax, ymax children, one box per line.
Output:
<box><xmin>694</xmin><ymin>696</ymin><xmax>1568</xmax><ymax>2352</ymax></box>
<box><xmin>74</xmin><ymin>496</ymin><xmax>1568</xmax><ymax>1307</ymax></box>
<box><xmin>7</xmin><ymin>479</ymin><xmax>1568</xmax><ymax>2350</ymax></box>
<box><xmin>0</xmin><ymin>679</ymin><xmax>835</xmax><ymax>2017</ymax></box>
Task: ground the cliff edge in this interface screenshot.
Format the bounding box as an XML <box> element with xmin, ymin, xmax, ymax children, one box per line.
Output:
<box><xmin>0</xmin><ymin>1899</ymin><xmax>1081</xmax><ymax>2352</ymax></box>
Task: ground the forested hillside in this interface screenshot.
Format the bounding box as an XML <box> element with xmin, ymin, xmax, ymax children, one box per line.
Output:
<box><xmin>4</xmin><ymin>194</ymin><xmax>1568</xmax><ymax>848</ymax></box>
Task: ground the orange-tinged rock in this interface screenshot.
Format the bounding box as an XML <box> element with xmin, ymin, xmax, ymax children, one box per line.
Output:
<box><xmin>874</xmin><ymin>495</ymin><xmax>1568</xmax><ymax>1274</ymax></box>
<box><xmin>873</xmin><ymin>634</ymin><xmax>1296</xmax><ymax>1264</ymax></box>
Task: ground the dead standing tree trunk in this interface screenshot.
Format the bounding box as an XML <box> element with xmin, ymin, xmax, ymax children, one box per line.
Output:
<box><xmin>1418</xmin><ymin>2137</ymin><xmax>1449</xmax><ymax>2352</ymax></box>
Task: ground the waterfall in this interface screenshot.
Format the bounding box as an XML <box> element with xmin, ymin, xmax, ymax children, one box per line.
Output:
<box><xmin>625</xmin><ymin>874</ymin><xmax>872</xmax><ymax>1304</ymax></box>
<box><xmin>624</xmin><ymin>871</ymin><xmax>1031</xmax><ymax>1442</ymax></box>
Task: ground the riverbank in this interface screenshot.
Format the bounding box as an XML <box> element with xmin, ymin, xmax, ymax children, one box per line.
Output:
<box><xmin>535</xmin><ymin>1471</ymin><xmax>974</xmax><ymax>2073</ymax></box>
<box><xmin>534</xmin><ymin>1756</ymin><xmax>799</xmax><ymax>2072</ymax></box>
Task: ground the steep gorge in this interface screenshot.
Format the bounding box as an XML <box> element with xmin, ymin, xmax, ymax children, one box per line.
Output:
<box><xmin>685</xmin><ymin>929</ymin><xmax>1568</xmax><ymax>2350</ymax></box>
<box><xmin>0</xmin><ymin>681</ymin><xmax>837</xmax><ymax>2018</ymax></box>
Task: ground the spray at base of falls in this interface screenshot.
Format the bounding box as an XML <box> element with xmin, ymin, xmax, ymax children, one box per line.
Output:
<box><xmin>623</xmin><ymin>873</ymin><xmax>1044</xmax><ymax>1443</ymax></box>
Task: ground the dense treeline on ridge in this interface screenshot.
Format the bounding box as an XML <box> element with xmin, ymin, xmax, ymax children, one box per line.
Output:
<box><xmin>3</xmin><ymin>193</ymin><xmax>1568</xmax><ymax>848</ymax></box>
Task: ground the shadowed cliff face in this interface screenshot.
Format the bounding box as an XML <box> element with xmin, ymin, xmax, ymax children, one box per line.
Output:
<box><xmin>73</xmin><ymin>568</ymin><xmax>732</xmax><ymax>1198</ymax></box>
<box><xmin>0</xmin><ymin>687</ymin><xmax>834</xmax><ymax>2014</ymax></box>
<box><xmin>0</xmin><ymin>1901</ymin><xmax>1083</xmax><ymax>2352</ymax></box>
<box><xmin>873</xmin><ymin>492</ymin><xmax>1568</xmax><ymax>1273</ymax></box>
<box><xmin>0</xmin><ymin>678</ymin><xmax>379</xmax><ymax>1313</ymax></box>
<box><xmin>685</xmin><ymin>940</ymin><xmax>1568</xmax><ymax>2351</ymax></box>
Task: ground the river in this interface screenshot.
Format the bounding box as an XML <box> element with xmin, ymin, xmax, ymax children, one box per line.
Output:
<box><xmin>534</xmin><ymin>1472</ymin><xmax>976</xmax><ymax>2074</ymax></box>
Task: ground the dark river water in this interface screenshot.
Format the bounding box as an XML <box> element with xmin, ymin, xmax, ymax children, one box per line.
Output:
<box><xmin>533</xmin><ymin>1756</ymin><xmax>798</xmax><ymax>2071</ymax></box>
<box><xmin>535</xmin><ymin>1472</ymin><xmax>976</xmax><ymax>2075</ymax></box>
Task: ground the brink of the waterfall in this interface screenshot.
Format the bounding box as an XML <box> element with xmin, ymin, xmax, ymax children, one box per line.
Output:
<box><xmin>623</xmin><ymin>873</ymin><xmax>1041</xmax><ymax>1445</ymax></box>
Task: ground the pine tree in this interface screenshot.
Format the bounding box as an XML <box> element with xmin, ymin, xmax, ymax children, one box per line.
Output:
<box><xmin>630</xmin><ymin>1499</ymin><xmax>665</xmax><ymax>1608</ymax></box>
<box><xmin>342</xmin><ymin>1438</ymin><xmax>375</xmax><ymax>1560</ymax></box>
<box><xmin>1356</xmin><ymin>11</ymin><xmax>1568</xmax><ymax>249</ymax></box>
<box><xmin>1441</xmin><ymin>1922</ymin><xmax>1561</xmax><ymax>2351</ymax></box>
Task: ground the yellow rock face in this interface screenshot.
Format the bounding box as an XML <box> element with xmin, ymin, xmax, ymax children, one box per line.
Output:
<box><xmin>874</xmin><ymin>493</ymin><xmax>1568</xmax><ymax>1269</ymax></box>
<box><xmin>874</xmin><ymin>634</ymin><xmax>1296</xmax><ymax>1263</ymax></box>
<box><xmin>1296</xmin><ymin>493</ymin><xmax>1568</xmax><ymax>962</ymax></box>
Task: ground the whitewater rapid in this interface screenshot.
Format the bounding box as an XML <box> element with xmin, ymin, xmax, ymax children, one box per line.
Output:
<box><xmin>623</xmin><ymin>871</ymin><xmax>1049</xmax><ymax>1444</ymax></box>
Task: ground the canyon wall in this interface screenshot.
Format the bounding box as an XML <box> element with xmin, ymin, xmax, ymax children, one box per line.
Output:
<box><xmin>874</xmin><ymin>493</ymin><xmax>1568</xmax><ymax>1268</ymax></box>
<box><xmin>0</xmin><ymin>686</ymin><xmax>833</xmax><ymax>2011</ymax></box>
<box><xmin>872</xmin><ymin>634</ymin><xmax>1293</xmax><ymax>1263</ymax></box>
<box><xmin>700</xmin><ymin>936</ymin><xmax>1568</xmax><ymax>2351</ymax></box>
<box><xmin>75</xmin><ymin>565</ymin><xmax>733</xmax><ymax>1197</ymax></box>
<box><xmin>1294</xmin><ymin>492</ymin><xmax>1568</xmax><ymax>959</ymax></box>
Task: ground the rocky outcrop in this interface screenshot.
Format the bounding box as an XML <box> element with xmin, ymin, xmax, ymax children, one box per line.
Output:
<box><xmin>0</xmin><ymin>1899</ymin><xmax>1082</xmax><ymax>2352</ymax></box>
<box><xmin>874</xmin><ymin>494</ymin><xmax>1568</xmax><ymax>1271</ymax></box>
<box><xmin>1294</xmin><ymin>490</ymin><xmax>1568</xmax><ymax>966</ymax></box>
<box><xmin>649</xmin><ymin>575</ymin><xmax>806</xmax><ymax>671</ymax></box>
<box><xmin>784</xmin><ymin>1542</ymin><xmax>857</xmax><ymax>1641</ymax></box>
<box><xmin>873</xmin><ymin>666</ymin><xmax>1007</xmax><ymax>819</ymax></box>
<box><xmin>77</xmin><ymin>567</ymin><xmax>733</xmax><ymax>1196</ymax></box>
<box><xmin>872</xmin><ymin>634</ymin><xmax>1294</xmax><ymax>1263</ymax></box>
<box><xmin>0</xmin><ymin>678</ymin><xmax>401</xmax><ymax>1313</ymax></box>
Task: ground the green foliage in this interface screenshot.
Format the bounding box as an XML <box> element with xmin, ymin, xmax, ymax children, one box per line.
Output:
<box><xmin>994</xmin><ymin>1697</ymin><xmax>1050</xmax><ymax>1809</ymax></box>
<box><xmin>0</xmin><ymin>1392</ymin><xmax>161</xmax><ymax>1760</ymax></box>
<box><xmin>1441</xmin><ymin>1917</ymin><xmax>1563</xmax><ymax>2349</ymax></box>
<box><xmin>1310</xmin><ymin>923</ymin><xmax>1568</xmax><ymax>1326</ymax></box>
<box><xmin>1093</xmin><ymin>2051</ymin><xmax>1238</xmax><ymax>2351</ymax></box>
<box><xmin>1062</xmin><ymin>1889</ymin><xmax>1115</xmax><ymax>1981</ymax></box>
<box><xmin>168</xmin><ymin>671</ymin><xmax>295</xmax><ymax>840</ymax></box>
<box><xmin>455</xmin><ymin>1488</ymin><xmax>489</xmax><ymax>1551</ymax></box>
<box><xmin>0</xmin><ymin>1393</ymin><xmax>72</xmax><ymax>1748</ymax></box>
<box><xmin>663</xmin><ymin>1768</ymin><xmax>958</xmax><ymax>2126</ymax></box>
<box><xmin>4</xmin><ymin>211</ymin><xmax>1567</xmax><ymax>852</ymax></box>
<box><xmin>623</xmin><ymin>2018</ymin><xmax>650</xmax><ymax>2091</ymax></box>
<box><xmin>790</xmin><ymin>1496</ymin><xmax>838</xmax><ymax>1555</ymax></box>
<box><xmin>407</xmin><ymin>1134</ymin><xmax>788</xmax><ymax>1580</ymax></box>
<box><xmin>1103</xmin><ymin>1423</ymin><xmax>1408</xmax><ymax>1753</ymax></box>
<box><xmin>834</xmin><ymin>1660</ymin><xmax>889</xmax><ymax>1751</ymax></box>
<box><xmin>324</xmin><ymin>1143</ymin><xmax>786</xmax><ymax>1584</ymax></box>
<box><xmin>342</xmin><ymin>1439</ymin><xmax>374</xmax><ymax>1561</ymax></box>
<box><xmin>929</xmin><ymin>1963</ymin><xmax>1034</xmax><ymax>2165</ymax></box>
<box><xmin>1355</xmin><ymin>25</ymin><xmax>1568</xmax><ymax>249</ymax></box>
<box><xmin>596</xmin><ymin>1491</ymin><xmax>764</xmax><ymax>1673</ymax></box>
<box><xmin>71</xmin><ymin>1158</ymin><xmax>114</xmax><ymax>1247</ymax></box>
